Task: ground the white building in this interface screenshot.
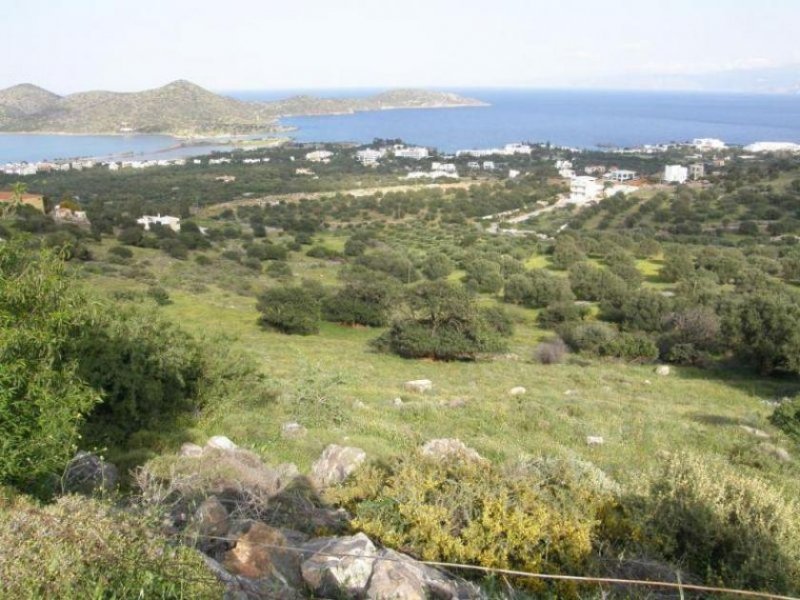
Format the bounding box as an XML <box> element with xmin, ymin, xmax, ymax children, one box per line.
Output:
<box><xmin>406</xmin><ymin>170</ymin><xmax>457</xmax><ymax>180</ymax></box>
<box><xmin>569</xmin><ymin>176</ymin><xmax>602</xmax><ymax>205</ymax></box>
<box><xmin>605</xmin><ymin>169</ymin><xmax>637</xmax><ymax>182</ymax></box>
<box><xmin>393</xmin><ymin>146</ymin><xmax>429</xmax><ymax>160</ymax></box>
<box><xmin>431</xmin><ymin>162</ymin><xmax>457</xmax><ymax>175</ymax></box>
<box><xmin>467</xmin><ymin>161</ymin><xmax>480</xmax><ymax>170</ymax></box>
<box><xmin>306</xmin><ymin>150</ymin><xmax>334</xmax><ymax>162</ymax></box>
<box><xmin>744</xmin><ymin>141</ymin><xmax>800</xmax><ymax>154</ymax></box>
<box><xmin>604</xmin><ymin>184</ymin><xmax>637</xmax><ymax>198</ymax></box>
<box><xmin>693</xmin><ymin>138</ymin><xmax>726</xmax><ymax>151</ymax></box>
<box><xmin>356</xmin><ymin>148</ymin><xmax>386</xmax><ymax>166</ymax></box>
<box><xmin>503</xmin><ymin>143</ymin><xmax>532</xmax><ymax>155</ymax></box>
<box><xmin>508</xmin><ymin>169</ymin><xmax>520</xmax><ymax>179</ymax></box>
<box><xmin>689</xmin><ymin>163</ymin><xmax>705</xmax><ymax>180</ymax></box>
<box><xmin>663</xmin><ymin>165</ymin><xmax>689</xmax><ymax>184</ymax></box>
<box><xmin>482</xmin><ymin>161</ymin><xmax>495</xmax><ymax>171</ymax></box>
<box><xmin>137</xmin><ymin>214</ymin><xmax>181</xmax><ymax>232</ymax></box>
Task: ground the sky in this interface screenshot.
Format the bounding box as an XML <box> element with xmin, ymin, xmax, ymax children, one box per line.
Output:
<box><xmin>2</xmin><ymin>0</ymin><xmax>800</xmax><ymax>93</ymax></box>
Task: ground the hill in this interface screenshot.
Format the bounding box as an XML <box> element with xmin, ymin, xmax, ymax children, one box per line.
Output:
<box><xmin>0</xmin><ymin>81</ymin><xmax>486</xmax><ymax>136</ymax></box>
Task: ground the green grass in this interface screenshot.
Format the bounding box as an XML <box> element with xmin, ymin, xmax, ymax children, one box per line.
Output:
<box><xmin>82</xmin><ymin>238</ymin><xmax>800</xmax><ymax>499</ymax></box>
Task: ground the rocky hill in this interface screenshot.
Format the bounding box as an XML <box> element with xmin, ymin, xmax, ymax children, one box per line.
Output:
<box><xmin>0</xmin><ymin>80</ymin><xmax>486</xmax><ymax>136</ymax></box>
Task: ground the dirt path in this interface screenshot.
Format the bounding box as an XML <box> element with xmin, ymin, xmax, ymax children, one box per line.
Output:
<box><xmin>198</xmin><ymin>181</ymin><xmax>478</xmax><ymax>217</ymax></box>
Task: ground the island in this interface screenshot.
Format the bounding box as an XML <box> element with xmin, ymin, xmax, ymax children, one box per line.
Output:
<box><xmin>0</xmin><ymin>80</ymin><xmax>487</xmax><ymax>137</ymax></box>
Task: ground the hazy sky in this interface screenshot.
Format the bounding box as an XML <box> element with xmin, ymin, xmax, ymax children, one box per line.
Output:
<box><xmin>3</xmin><ymin>0</ymin><xmax>800</xmax><ymax>93</ymax></box>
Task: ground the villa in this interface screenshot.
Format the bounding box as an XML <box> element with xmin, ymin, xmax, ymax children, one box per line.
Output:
<box><xmin>663</xmin><ymin>165</ymin><xmax>689</xmax><ymax>184</ymax></box>
<box><xmin>136</xmin><ymin>214</ymin><xmax>181</xmax><ymax>232</ymax></box>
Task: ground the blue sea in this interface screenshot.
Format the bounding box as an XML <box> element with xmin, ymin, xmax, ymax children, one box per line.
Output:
<box><xmin>2</xmin><ymin>89</ymin><xmax>800</xmax><ymax>163</ymax></box>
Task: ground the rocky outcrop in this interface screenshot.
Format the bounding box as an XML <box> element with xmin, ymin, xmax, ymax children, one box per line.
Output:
<box><xmin>310</xmin><ymin>444</ymin><xmax>367</xmax><ymax>488</ymax></box>
<box><xmin>420</xmin><ymin>439</ymin><xmax>484</xmax><ymax>463</ymax></box>
<box><xmin>62</xmin><ymin>451</ymin><xmax>118</xmax><ymax>495</ymax></box>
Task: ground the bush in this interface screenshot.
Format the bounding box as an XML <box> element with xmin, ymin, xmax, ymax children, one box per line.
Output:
<box><xmin>481</xmin><ymin>305</ymin><xmax>514</xmax><ymax>337</ymax></box>
<box><xmin>109</xmin><ymin>245</ymin><xmax>134</xmax><ymax>260</ymax></box>
<box><xmin>0</xmin><ymin>242</ymin><xmax>99</xmax><ymax>490</ymax></box>
<box><xmin>533</xmin><ymin>337</ymin><xmax>568</xmax><ymax>364</ymax></box>
<box><xmin>146</xmin><ymin>285</ymin><xmax>172</xmax><ymax>306</ymax></box>
<box><xmin>356</xmin><ymin>249</ymin><xmax>419</xmax><ymax>283</ymax></box>
<box><xmin>659</xmin><ymin>307</ymin><xmax>720</xmax><ymax>365</ymax></box>
<box><xmin>0</xmin><ymin>495</ymin><xmax>220</xmax><ymax>598</ymax></box>
<box><xmin>770</xmin><ymin>396</ymin><xmax>800</xmax><ymax>442</ymax></box>
<box><xmin>256</xmin><ymin>284</ymin><xmax>321</xmax><ymax>335</ymax></box>
<box><xmin>266</xmin><ymin>260</ymin><xmax>293</xmax><ymax>279</ymax></box>
<box><xmin>330</xmin><ymin>454</ymin><xmax>612</xmax><ymax>595</ymax></box>
<box><xmin>641</xmin><ymin>453</ymin><xmax>800</xmax><ymax>594</ymax></box>
<box><xmin>306</xmin><ymin>245</ymin><xmax>343</xmax><ymax>260</ymax></box>
<box><xmin>537</xmin><ymin>301</ymin><xmax>590</xmax><ymax>327</ymax></box>
<box><xmin>463</xmin><ymin>259</ymin><xmax>503</xmax><ymax>293</ymax></box>
<box><xmin>373</xmin><ymin>281</ymin><xmax>508</xmax><ymax>360</ymax></box>
<box><xmin>422</xmin><ymin>251</ymin><xmax>454</xmax><ymax>280</ymax></box>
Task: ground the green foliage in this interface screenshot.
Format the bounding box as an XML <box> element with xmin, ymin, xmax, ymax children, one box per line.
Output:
<box><xmin>256</xmin><ymin>284</ymin><xmax>322</xmax><ymax>335</ymax></box>
<box><xmin>421</xmin><ymin>251</ymin><xmax>454</xmax><ymax>280</ymax></box>
<box><xmin>550</xmin><ymin>237</ymin><xmax>586</xmax><ymax>270</ymax></box>
<box><xmin>504</xmin><ymin>269</ymin><xmax>574</xmax><ymax>308</ymax></box>
<box><xmin>374</xmin><ymin>281</ymin><xmax>508</xmax><ymax>360</ymax></box>
<box><xmin>641</xmin><ymin>453</ymin><xmax>800</xmax><ymax>594</ymax></box>
<box><xmin>0</xmin><ymin>242</ymin><xmax>100</xmax><ymax>489</ymax></box>
<box><xmin>323</xmin><ymin>272</ymin><xmax>397</xmax><ymax>327</ymax></box>
<box><xmin>0</xmin><ymin>495</ymin><xmax>221</xmax><ymax>599</ymax></box>
<box><xmin>356</xmin><ymin>249</ymin><xmax>419</xmax><ymax>282</ymax></box>
<box><xmin>660</xmin><ymin>247</ymin><xmax>695</xmax><ymax>283</ymax></box>
<box><xmin>463</xmin><ymin>258</ymin><xmax>503</xmax><ymax>293</ymax></box>
<box><xmin>721</xmin><ymin>293</ymin><xmax>800</xmax><ymax>374</ymax></box>
<box><xmin>770</xmin><ymin>397</ymin><xmax>800</xmax><ymax>442</ymax></box>
<box><xmin>330</xmin><ymin>454</ymin><xmax>611</xmax><ymax>595</ymax></box>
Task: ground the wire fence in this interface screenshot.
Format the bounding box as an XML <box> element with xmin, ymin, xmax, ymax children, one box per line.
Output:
<box><xmin>198</xmin><ymin>533</ymin><xmax>800</xmax><ymax>600</ymax></box>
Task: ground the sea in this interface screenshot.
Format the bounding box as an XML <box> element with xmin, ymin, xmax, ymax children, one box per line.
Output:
<box><xmin>2</xmin><ymin>89</ymin><xmax>800</xmax><ymax>164</ymax></box>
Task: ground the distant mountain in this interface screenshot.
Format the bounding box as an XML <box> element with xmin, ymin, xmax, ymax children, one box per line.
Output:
<box><xmin>0</xmin><ymin>80</ymin><xmax>485</xmax><ymax>136</ymax></box>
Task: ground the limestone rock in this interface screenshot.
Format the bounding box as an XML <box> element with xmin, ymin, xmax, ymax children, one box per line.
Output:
<box><xmin>207</xmin><ymin>435</ymin><xmax>238</xmax><ymax>451</ymax></box>
<box><xmin>224</xmin><ymin>522</ymin><xmax>305</xmax><ymax>588</ymax></box>
<box><xmin>586</xmin><ymin>436</ymin><xmax>604</xmax><ymax>446</ymax></box>
<box><xmin>420</xmin><ymin>438</ymin><xmax>483</xmax><ymax>462</ymax></box>
<box><xmin>180</xmin><ymin>442</ymin><xmax>204</xmax><ymax>457</ymax></box>
<box><xmin>655</xmin><ymin>365</ymin><xmax>671</xmax><ymax>376</ymax></box>
<box><xmin>392</xmin><ymin>397</ymin><xmax>404</xmax><ymax>407</ymax></box>
<box><xmin>509</xmin><ymin>386</ymin><xmax>526</xmax><ymax>396</ymax></box>
<box><xmin>62</xmin><ymin>451</ymin><xmax>119</xmax><ymax>494</ymax></box>
<box><xmin>739</xmin><ymin>425</ymin><xmax>770</xmax><ymax>439</ymax></box>
<box><xmin>311</xmin><ymin>444</ymin><xmax>367</xmax><ymax>488</ymax></box>
<box><xmin>759</xmin><ymin>442</ymin><xmax>791</xmax><ymax>463</ymax></box>
<box><xmin>404</xmin><ymin>379</ymin><xmax>433</xmax><ymax>393</ymax></box>
<box><xmin>281</xmin><ymin>422</ymin><xmax>307</xmax><ymax>439</ymax></box>
<box><xmin>301</xmin><ymin>533</ymin><xmax>377</xmax><ymax>597</ymax></box>
<box><xmin>194</xmin><ymin>495</ymin><xmax>230</xmax><ymax>539</ymax></box>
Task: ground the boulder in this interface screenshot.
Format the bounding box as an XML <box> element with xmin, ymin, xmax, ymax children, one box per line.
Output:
<box><xmin>446</xmin><ymin>398</ymin><xmax>468</xmax><ymax>409</ymax></box>
<box><xmin>420</xmin><ymin>439</ymin><xmax>483</xmax><ymax>462</ymax></box>
<box><xmin>509</xmin><ymin>386</ymin><xmax>526</xmax><ymax>396</ymax></box>
<box><xmin>180</xmin><ymin>442</ymin><xmax>204</xmax><ymax>457</ymax></box>
<box><xmin>281</xmin><ymin>422</ymin><xmax>307</xmax><ymax>439</ymax></box>
<box><xmin>301</xmin><ymin>533</ymin><xmax>377</xmax><ymax>597</ymax></box>
<box><xmin>367</xmin><ymin>549</ymin><xmax>482</xmax><ymax>600</ymax></box>
<box><xmin>207</xmin><ymin>435</ymin><xmax>238</xmax><ymax>451</ymax></box>
<box><xmin>392</xmin><ymin>397</ymin><xmax>404</xmax><ymax>407</ymax></box>
<box><xmin>194</xmin><ymin>495</ymin><xmax>230</xmax><ymax>539</ymax></box>
<box><xmin>586</xmin><ymin>436</ymin><xmax>604</xmax><ymax>446</ymax></box>
<box><xmin>62</xmin><ymin>451</ymin><xmax>119</xmax><ymax>494</ymax></box>
<box><xmin>310</xmin><ymin>444</ymin><xmax>367</xmax><ymax>488</ymax></box>
<box><xmin>759</xmin><ymin>442</ymin><xmax>791</xmax><ymax>463</ymax></box>
<box><xmin>739</xmin><ymin>425</ymin><xmax>770</xmax><ymax>439</ymax></box>
<box><xmin>404</xmin><ymin>379</ymin><xmax>433</xmax><ymax>393</ymax></box>
<box><xmin>655</xmin><ymin>365</ymin><xmax>671</xmax><ymax>376</ymax></box>
<box><xmin>224</xmin><ymin>521</ymin><xmax>305</xmax><ymax>588</ymax></box>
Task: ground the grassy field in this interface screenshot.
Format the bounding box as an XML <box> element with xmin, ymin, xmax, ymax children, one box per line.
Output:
<box><xmin>81</xmin><ymin>239</ymin><xmax>800</xmax><ymax>499</ymax></box>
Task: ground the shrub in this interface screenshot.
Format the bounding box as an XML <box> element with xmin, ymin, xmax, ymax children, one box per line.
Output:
<box><xmin>266</xmin><ymin>260</ymin><xmax>293</xmax><ymax>279</ymax></box>
<box><xmin>373</xmin><ymin>281</ymin><xmax>508</xmax><ymax>360</ymax></box>
<box><xmin>323</xmin><ymin>275</ymin><xmax>396</xmax><ymax>327</ymax></box>
<box><xmin>463</xmin><ymin>258</ymin><xmax>504</xmax><ymax>294</ymax></box>
<box><xmin>330</xmin><ymin>454</ymin><xmax>612</xmax><ymax>595</ymax></box>
<box><xmin>160</xmin><ymin>238</ymin><xmax>189</xmax><ymax>260</ymax></box>
<box><xmin>481</xmin><ymin>305</ymin><xmax>514</xmax><ymax>337</ymax></box>
<box><xmin>421</xmin><ymin>251</ymin><xmax>454</xmax><ymax>280</ymax></box>
<box><xmin>659</xmin><ymin>307</ymin><xmax>720</xmax><ymax>365</ymax></box>
<box><xmin>146</xmin><ymin>285</ymin><xmax>172</xmax><ymax>306</ymax></box>
<box><xmin>537</xmin><ymin>301</ymin><xmax>590</xmax><ymax>327</ymax></box>
<box><xmin>534</xmin><ymin>337</ymin><xmax>568</xmax><ymax>364</ymax></box>
<box><xmin>306</xmin><ymin>245</ymin><xmax>342</xmax><ymax>259</ymax></box>
<box><xmin>641</xmin><ymin>453</ymin><xmax>800</xmax><ymax>594</ymax></box>
<box><xmin>0</xmin><ymin>242</ymin><xmax>100</xmax><ymax>490</ymax></box>
<box><xmin>194</xmin><ymin>254</ymin><xmax>212</xmax><ymax>266</ymax></box>
<box><xmin>109</xmin><ymin>245</ymin><xmax>134</xmax><ymax>260</ymax></box>
<box><xmin>560</xmin><ymin>321</ymin><xmax>618</xmax><ymax>355</ymax></box>
<box><xmin>256</xmin><ymin>284</ymin><xmax>321</xmax><ymax>335</ymax></box>
<box><xmin>357</xmin><ymin>249</ymin><xmax>419</xmax><ymax>282</ymax></box>
<box><xmin>770</xmin><ymin>396</ymin><xmax>800</xmax><ymax>442</ymax></box>
<box><xmin>0</xmin><ymin>495</ymin><xmax>220</xmax><ymax>598</ymax></box>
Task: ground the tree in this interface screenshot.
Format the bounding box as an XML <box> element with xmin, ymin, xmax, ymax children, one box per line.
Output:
<box><xmin>323</xmin><ymin>272</ymin><xmax>397</xmax><ymax>327</ymax></box>
<box><xmin>256</xmin><ymin>284</ymin><xmax>322</xmax><ymax>335</ymax></box>
<box><xmin>660</xmin><ymin>248</ymin><xmax>695</xmax><ymax>283</ymax></box>
<box><xmin>721</xmin><ymin>293</ymin><xmax>800</xmax><ymax>375</ymax></box>
<box><xmin>422</xmin><ymin>251</ymin><xmax>454</xmax><ymax>280</ymax></box>
<box><xmin>374</xmin><ymin>281</ymin><xmax>508</xmax><ymax>360</ymax></box>
<box><xmin>1</xmin><ymin>182</ymin><xmax>27</xmax><ymax>217</ymax></box>
<box><xmin>463</xmin><ymin>259</ymin><xmax>503</xmax><ymax>294</ymax></box>
<box><xmin>550</xmin><ymin>237</ymin><xmax>586</xmax><ymax>270</ymax></box>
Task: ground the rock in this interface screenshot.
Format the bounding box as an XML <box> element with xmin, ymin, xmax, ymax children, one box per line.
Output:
<box><xmin>62</xmin><ymin>451</ymin><xmax>119</xmax><ymax>494</ymax></box>
<box><xmin>311</xmin><ymin>444</ymin><xmax>367</xmax><ymax>488</ymax></box>
<box><xmin>586</xmin><ymin>436</ymin><xmax>604</xmax><ymax>446</ymax></box>
<box><xmin>655</xmin><ymin>365</ymin><xmax>671</xmax><ymax>376</ymax></box>
<box><xmin>207</xmin><ymin>435</ymin><xmax>237</xmax><ymax>451</ymax></box>
<box><xmin>739</xmin><ymin>425</ymin><xmax>770</xmax><ymax>439</ymax></box>
<box><xmin>392</xmin><ymin>397</ymin><xmax>404</xmax><ymax>407</ymax></box>
<box><xmin>180</xmin><ymin>442</ymin><xmax>204</xmax><ymax>457</ymax></box>
<box><xmin>564</xmin><ymin>389</ymin><xmax>577</xmax><ymax>396</ymax></box>
<box><xmin>509</xmin><ymin>386</ymin><xmax>526</xmax><ymax>396</ymax></box>
<box><xmin>301</xmin><ymin>533</ymin><xmax>377</xmax><ymax>597</ymax></box>
<box><xmin>404</xmin><ymin>379</ymin><xmax>433</xmax><ymax>393</ymax></box>
<box><xmin>353</xmin><ymin>400</ymin><xmax>367</xmax><ymax>409</ymax></box>
<box><xmin>446</xmin><ymin>398</ymin><xmax>467</xmax><ymax>408</ymax></box>
<box><xmin>759</xmin><ymin>442</ymin><xmax>791</xmax><ymax>463</ymax></box>
<box><xmin>224</xmin><ymin>522</ymin><xmax>305</xmax><ymax>588</ymax></box>
<box><xmin>420</xmin><ymin>438</ymin><xmax>484</xmax><ymax>462</ymax></box>
<box><xmin>194</xmin><ymin>495</ymin><xmax>230</xmax><ymax>539</ymax></box>
<box><xmin>643</xmin><ymin>379</ymin><xmax>652</xmax><ymax>385</ymax></box>
<box><xmin>281</xmin><ymin>422</ymin><xmax>307</xmax><ymax>439</ymax></box>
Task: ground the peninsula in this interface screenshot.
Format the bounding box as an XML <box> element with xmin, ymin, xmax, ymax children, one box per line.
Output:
<box><xmin>0</xmin><ymin>80</ymin><xmax>486</xmax><ymax>137</ymax></box>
